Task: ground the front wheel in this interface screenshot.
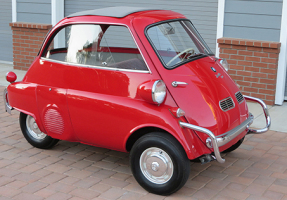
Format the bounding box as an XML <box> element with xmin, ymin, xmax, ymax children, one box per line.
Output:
<box><xmin>19</xmin><ymin>113</ymin><xmax>59</xmax><ymax>149</ymax></box>
<box><xmin>130</xmin><ymin>132</ymin><xmax>190</xmax><ymax>195</ymax></box>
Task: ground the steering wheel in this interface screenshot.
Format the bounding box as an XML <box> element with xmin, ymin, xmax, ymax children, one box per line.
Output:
<box><xmin>166</xmin><ymin>48</ymin><xmax>195</xmax><ymax>66</ymax></box>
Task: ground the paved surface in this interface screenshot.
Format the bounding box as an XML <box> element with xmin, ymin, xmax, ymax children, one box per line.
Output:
<box><xmin>248</xmin><ymin>102</ymin><xmax>287</xmax><ymax>133</ymax></box>
<box><xmin>1</xmin><ymin>88</ymin><xmax>287</xmax><ymax>200</ymax></box>
<box><xmin>1</xmin><ymin>63</ymin><xmax>287</xmax><ymax>199</ymax></box>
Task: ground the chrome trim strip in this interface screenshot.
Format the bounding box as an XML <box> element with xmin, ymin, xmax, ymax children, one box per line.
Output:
<box><xmin>244</xmin><ymin>95</ymin><xmax>271</xmax><ymax>134</ymax></box>
<box><xmin>3</xmin><ymin>88</ymin><xmax>13</xmax><ymax>114</ymax></box>
<box><xmin>40</xmin><ymin>57</ymin><xmax>150</xmax><ymax>74</ymax></box>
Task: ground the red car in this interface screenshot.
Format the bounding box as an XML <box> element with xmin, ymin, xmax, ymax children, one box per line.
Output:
<box><xmin>4</xmin><ymin>7</ymin><xmax>270</xmax><ymax>195</ymax></box>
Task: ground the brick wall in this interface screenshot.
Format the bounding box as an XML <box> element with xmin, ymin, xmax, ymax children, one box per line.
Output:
<box><xmin>10</xmin><ymin>22</ymin><xmax>52</xmax><ymax>71</ymax></box>
<box><xmin>217</xmin><ymin>38</ymin><xmax>281</xmax><ymax>105</ymax></box>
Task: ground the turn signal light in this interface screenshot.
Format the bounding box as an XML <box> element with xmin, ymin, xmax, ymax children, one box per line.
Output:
<box><xmin>169</xmin><ymin>107</ymin><xmax>185</xmax><ymax>118</ymax></box>
<box><xmin>220</xmin><ymin>59</ymin><xmax>229</xmax><ymax>71</ymax></box>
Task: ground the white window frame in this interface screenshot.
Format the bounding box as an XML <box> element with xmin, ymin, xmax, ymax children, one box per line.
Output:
<box><xmin>51</xmin><ymin>0</ymin><xmax>64</xmax><ymax>48</ymax></box>
<box><xmin>275</xmin><ymin>0</ymin><xmax>287</xmax><ymax>105</ymax></box>
<box><xmin>216</xmin><ymin>0</ymin><xmax>225</xmax><ymax>57</ymax></box>
<box><xmin>12</xmin><ymin>0</ymin><xmax>16</xmax><ymax>22</ymax></box>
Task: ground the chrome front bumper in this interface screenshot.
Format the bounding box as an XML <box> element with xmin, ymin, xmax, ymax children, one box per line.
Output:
<box><xmin>179</xmin><ymin>95</ymin><xmax>271</xmax><ymax>163</ymax></box>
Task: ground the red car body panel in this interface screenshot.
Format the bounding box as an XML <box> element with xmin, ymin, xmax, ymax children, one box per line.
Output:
<box><xmin>6</xmin><ymin>9</ymin><xmax>249</xmax><ymax>160</ymax></box>
<box><xmin>132</xmin><ymin>11</ymin><xmax>249</xmax><ymax>149</ymax></box>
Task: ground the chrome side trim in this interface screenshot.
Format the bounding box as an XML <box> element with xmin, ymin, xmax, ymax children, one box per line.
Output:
<box><xmin>244</xmin><ymin>95</ymin><xmax>271</xmax><ymax>134</ymax></box>
<box><xmin>3</xmin><ymin>88</ymin><xmax>13</xmax><ymax>114</ymax></box>
<box><xmin>40</xmin><ymin>58</ymin><xmax>151</xmax><ymax>74</ymax></box>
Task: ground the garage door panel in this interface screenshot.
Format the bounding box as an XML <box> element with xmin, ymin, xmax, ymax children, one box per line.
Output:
<box><xmin>64</xmin><ymin>0</ymin><xmax>218</xmax><ymax>53</ymax></box>
<box><xmin>0</xmin><ymin>0</ymin><xmax>12</xmax><ymax>62</ymax></box>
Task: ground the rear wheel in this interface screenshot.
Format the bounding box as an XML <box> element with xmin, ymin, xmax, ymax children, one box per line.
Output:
<box><xmin>19</xmin><ymin>112</ymin><xmax>59</xmax><ymax>149</ymax></box>
<box><xmin>130</xmin><ymin>132</ymin><xmax>190</xmax><ymax>195</ymax></box>
<box><xmin>222</xmin><ymin>137</ymin><xmax>245</xmax><ymax>153</ymax></box>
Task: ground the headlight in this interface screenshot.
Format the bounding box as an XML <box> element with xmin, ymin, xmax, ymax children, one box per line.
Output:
<box><xmin>220</xmin><ymin>59</ymin><xmax>229</xmax><ymax>71</ymax></box>
<box><xmin>152</xmin><ymin>80</ymin><xmax>167</xmax><ymax>105</ymax></box>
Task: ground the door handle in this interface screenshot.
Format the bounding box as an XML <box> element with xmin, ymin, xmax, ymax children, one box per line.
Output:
<box><xmin>172</xmin><ymin>81</ymin><xmax>188</xmax><ymax>87</ymax></box>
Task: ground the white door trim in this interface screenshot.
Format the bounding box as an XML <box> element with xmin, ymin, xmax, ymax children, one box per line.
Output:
<box><xmin>51</xmin><ymin>0</ymin><xmax>65</xmax><ymax>48</ymax></box>
<box><xmin>12</xmin><ymin>0</ymin><xmax>16</xmax><ymax>22</ymax></box>
<box><xmin>216</xmin><ymin>0</ymin><xmax>225</xmax><ymax>57</ymax></box>
<box><xmin>275</xmin><ymin>0</ymin><xmax>287</xmax><ymax>105</ymax></box>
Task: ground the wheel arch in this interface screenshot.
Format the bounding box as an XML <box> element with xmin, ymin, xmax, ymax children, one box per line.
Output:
<box><xmin>125</xmin><ymin>126</ymin><xmax>189</xmax><ymax>159</ymax></box>
<box><xmin>125</xmin><ymin>123</ymin><xmax>213</xmax><ymax>160</ymax></box>
<box><xmin>126</xmin><ymin>126</ymin><xmax>167</xmax><ymax>152</ymax></box>
<box><xmin>17</xmin><ymin>109</ymin><xmax>46</xmax><ymax>134</ymax></box>
<box><xmin>7</xmin><ymin>82</ymin><xmax>46</xmax><ymax>133</ymax></box>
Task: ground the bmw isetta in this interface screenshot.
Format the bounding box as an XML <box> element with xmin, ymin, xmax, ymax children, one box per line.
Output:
<box><xmin>4</xmin><ymin>7</ymin><xmax>270</xmax><ymax>195</ymax></box>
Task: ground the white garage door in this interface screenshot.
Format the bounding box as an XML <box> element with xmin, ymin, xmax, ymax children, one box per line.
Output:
<box><xmin>64</xmin><ymin>0</ymin><xmax>218</xmax><ymax>53</ymax></box>
<box><xmin>285</xmin><ymin>67</ymin><xmax>287</xmax><ymax>99</ymax></box>
<box><xmin>0</xmin><ymin>0</ymin><xmax>12</xmax><ymax>62</ymax></box>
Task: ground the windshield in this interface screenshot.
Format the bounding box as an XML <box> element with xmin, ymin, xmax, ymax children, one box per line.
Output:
<box><xmin>147</xmin><ymin>20</ymin><xmax>214</xmax><ymax>69</ymax></box>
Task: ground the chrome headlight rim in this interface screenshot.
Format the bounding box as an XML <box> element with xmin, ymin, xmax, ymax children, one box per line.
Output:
<box><xmin>152</xmin><ymin>80</ymin><xmax>167</xmax><ymax>105</ymax></box>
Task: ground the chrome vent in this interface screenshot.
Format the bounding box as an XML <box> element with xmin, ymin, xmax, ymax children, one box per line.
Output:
<box><xmin>235</xmin><ymin>91</ymin><xmax>244</xmax><ymax>104</ymax></box>
<box><xmin>219</xmin><ymin>97</ymin><xmax>235</xmax><ymax>111</ymax></box>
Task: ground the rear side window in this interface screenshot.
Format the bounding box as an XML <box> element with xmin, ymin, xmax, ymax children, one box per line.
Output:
<box><xmin>43</xmin><ymin>24</ymin><xmax>148</xmax><ymax>71</ymax></box>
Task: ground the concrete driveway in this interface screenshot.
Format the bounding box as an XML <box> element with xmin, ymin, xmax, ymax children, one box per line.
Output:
<box><xmin>1</xmin><ymin>85</ymin><xmax>287</xmax><ymax>200</ymax></box>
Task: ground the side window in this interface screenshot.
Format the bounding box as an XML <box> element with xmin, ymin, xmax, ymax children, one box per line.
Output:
<box><xmin>43</xmin><ymin>24</ymin><xmax>148</xmax><ymax>71</ymax></box>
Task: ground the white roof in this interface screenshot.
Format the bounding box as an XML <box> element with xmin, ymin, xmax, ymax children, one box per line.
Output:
<box><xmin>68</xmin><ymin>6</ymin><xmax>157</xmax><ymax>18</ymax></box>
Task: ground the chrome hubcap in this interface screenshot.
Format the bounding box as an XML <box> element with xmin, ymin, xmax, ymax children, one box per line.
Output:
<box><xmin>151</xmin><ymin>162</ymin><xmax>160</xmax><ymax>171</ymax></box>
<box><xmin>26</xmin><ymin>115</ymin><xmax>47</xmax><ymax>140</ymax></box>
<box><xmin>140</xmin><ymin>147</ymin><xmax>173</xmax><ymax>184</ymax></box>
